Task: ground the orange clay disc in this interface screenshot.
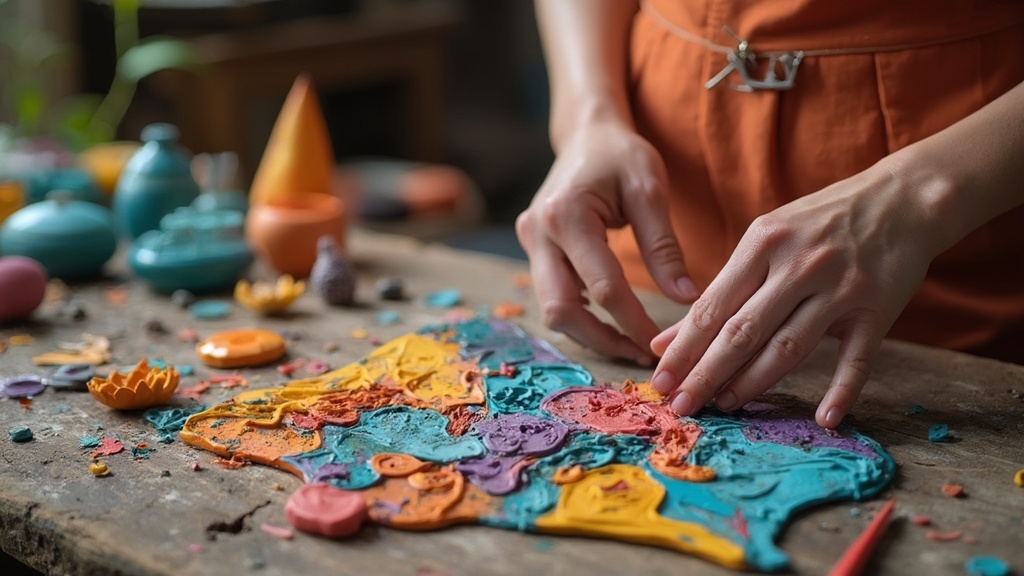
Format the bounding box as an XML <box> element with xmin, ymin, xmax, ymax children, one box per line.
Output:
<box><xmin>286</xmin><ymin>483</ymin><xmax>367</xmax><ymax>538</ymax></box>
<box><xmin>370</xmin><ymin>453</ymin><xmax>431</xmax><ymax>477</ymax></box>
<box><xmin>196</xmin><ymin>329</ymin><xmax>286</xmax><ymax>368</ymax></box>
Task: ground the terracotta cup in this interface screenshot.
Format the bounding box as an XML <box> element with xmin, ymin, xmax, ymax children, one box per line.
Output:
<box><xmin>245</xmin><ymin>193</ymin><xmax>346</xmax><ymax>278</ymax></box>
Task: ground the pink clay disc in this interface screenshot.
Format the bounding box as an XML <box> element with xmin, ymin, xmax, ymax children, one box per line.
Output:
<box><xmin>285</xmin><ymin>483</ymin><xmax>367</xmax><ymax>538</ymax></box>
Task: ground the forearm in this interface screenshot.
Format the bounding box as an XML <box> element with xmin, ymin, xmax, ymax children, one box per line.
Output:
<box><xmin>890</xmin><ymin>80</ymin><xmax>1024</xmax><ymax>255</ymax></box>
<box><xmin>535</xmin><ymin>0</ymin><xmax>639</xmax><ymax>153</ymax></box>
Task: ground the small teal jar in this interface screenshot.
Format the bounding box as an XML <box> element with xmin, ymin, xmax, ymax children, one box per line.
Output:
<box><xmin>112</xmin><ymin>123</ymin><xmax>200</xmax><ymax>239</ymax></box>
<box><xmin>21</xmin><ymin>167</ymin><xmax>106</xmax><ymax>206</ymax></box>
<box><xmin>128</xmin><ymin>206</ymin><xmax>253</xmax><ymax>294</ymax></box>
<box><xmin>0</xmin><ymin>192</ymin><xmax>118</xmax><ymax>279</ymax></box>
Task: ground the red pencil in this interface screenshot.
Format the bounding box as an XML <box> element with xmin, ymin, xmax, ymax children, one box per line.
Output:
<box><xmin>828</xmin><ymin>498</ymin><xmax>896</xmax><ymax>576</ymax></box>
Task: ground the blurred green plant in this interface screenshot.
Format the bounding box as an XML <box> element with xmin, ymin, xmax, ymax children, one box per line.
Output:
<box><xmin>0</xmin><ymin>0</ymin><xmax>201</xmax><ymax>151</ymax></box>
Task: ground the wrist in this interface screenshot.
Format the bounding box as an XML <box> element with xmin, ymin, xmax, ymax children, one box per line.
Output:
<box><xmin>550</xmin><ymin>95</ymin><xmax>635</xmax><ymax>154</ymax></box>
<box><xmin>878</xmin><ymin>144</ymin><xmax>965</xmax><ymax>257</ymax></box>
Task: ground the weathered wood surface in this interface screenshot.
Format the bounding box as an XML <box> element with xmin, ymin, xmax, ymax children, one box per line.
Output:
<box><xmin>1</xmin><ymin>230</ymin><xmax>1022</xmax><ymax>576</ymax></box>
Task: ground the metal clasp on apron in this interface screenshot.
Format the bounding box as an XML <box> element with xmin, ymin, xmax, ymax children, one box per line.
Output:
<box><xmin>704</xmin><ymin>27</ymin><xmax>804</xmax><ymax>92</ymax></box>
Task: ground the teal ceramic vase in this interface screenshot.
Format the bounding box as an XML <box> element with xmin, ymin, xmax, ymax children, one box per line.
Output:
<box><xmin>113</xmin><ymin>123</ymin><xmax>200</xmax><ymax>239</ymax></box>
<box><xmin>128</xmin><ymin>206</ymin><xmax>253</xmax><ymax>294</ymax></box>
<box><xmin>0</xmin><ymin>192</ymin><xmax>118</xmax><ymax>279</ymax></box>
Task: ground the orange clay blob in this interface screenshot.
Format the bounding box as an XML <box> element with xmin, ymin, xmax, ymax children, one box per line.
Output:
<box><xmin>234</xmin><ymin>275</ymin><xmax>305</xmax><ymax>315</ymax></box>
<box><xmin>371</xmin><ymin>453</ymin><xmax>432</xmax><ymax>477</ymax></box>
<box><xmin>648</xmin><ymin>424</ymin><xmax>716</xmax><ymax>482</ymax></box>
<box><xmin>87</xmin><ymin>358</ymin><xmax>179</xmax><ymax>410</ymax></box>
<box><xmin>249</xmin><ymin>74</ymin><xmax>335</xmax><ymax>206</ymax></box>
<box><xmin>362</xmin><ymin>467</ymin><xmax>498</xmax><ymax>531</ymax></box>
<box><xmin>196</xmin><ymin>328</ymin><xmax>286</xmax><ymax>368</ymax></box>
<box><xmin>285</xmin><ymin>483</ymin><xmax>367</xmax><ymax>538</ymax></box>
<box><xmin>535</xmin><ymin>464</ymin><xmax>747</xmax><ymax>569</ymax></box>
<box><xmin>552</xmin><ymin>465</ymin><xmax>585</xmax><ymax>485</ymax></box>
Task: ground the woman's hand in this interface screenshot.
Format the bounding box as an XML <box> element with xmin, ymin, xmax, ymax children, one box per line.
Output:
<box><xmin>650</xmin><ymin>157</ymin><xmax>944</xmax><ymax>428</ymax></box>
<box><xmin>517</xmin><ymin>121</ymin><xmax>698</xmax><ymax>366</ymax></box>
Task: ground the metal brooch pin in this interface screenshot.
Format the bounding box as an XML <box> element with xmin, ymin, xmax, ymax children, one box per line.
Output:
<box><xmin>705</xmin><ymin>26</ymin><xmax>804</xmax><ymax>92</ymax></box>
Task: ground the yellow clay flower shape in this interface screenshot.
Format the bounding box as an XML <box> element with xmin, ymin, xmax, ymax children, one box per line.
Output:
<box><xmin>87</xmin><ymin>358</ymin><xmax>179</xmax><ymax>410</ymax></box>
<box><xmin>235</xmin><ymin>275</ymin><xmax>306</xmax><ymax>315</ymax></box>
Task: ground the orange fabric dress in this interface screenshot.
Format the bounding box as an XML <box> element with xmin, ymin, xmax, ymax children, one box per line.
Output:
<box><xmin>610</xmin><ymin>0</ymin><xmax>1024</xmax><ymax>363</ymax></box>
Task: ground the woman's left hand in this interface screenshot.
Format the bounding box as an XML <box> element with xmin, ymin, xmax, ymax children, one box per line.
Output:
<box><xmin>649</xmin><ymin>157</ymin><xmax>946</xmax><ymax>428</ymax></box>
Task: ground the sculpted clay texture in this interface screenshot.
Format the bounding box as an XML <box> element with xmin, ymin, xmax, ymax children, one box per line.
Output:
<box><xmin>180</xmin><ymin>317</ymin><xmax>895</xmax><ymax>572</ymax></box>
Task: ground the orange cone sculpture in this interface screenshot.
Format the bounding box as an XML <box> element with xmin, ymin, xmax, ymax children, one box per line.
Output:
<box><xmin>245</xmin><ymin>74</ymin><xmax>347</xmax><ymax>277</ymax></box>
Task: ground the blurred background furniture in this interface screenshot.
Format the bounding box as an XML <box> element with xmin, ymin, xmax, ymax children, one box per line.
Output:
<box><xmin>149</xmin><ymin>1</ymin><xmax>461</xmax><ymax>184</ymax></box>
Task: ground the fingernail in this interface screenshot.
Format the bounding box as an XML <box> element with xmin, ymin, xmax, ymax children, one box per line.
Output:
<box><xmin>716</xmin><ymin>390</ymin><xmax>738</xmax><ymax>411</ymax></box>
<box><xmin>824</xmin><ymin>407</ymin><xmax>842</xmax><ymax>429</ymax></box>
<box><xmin>670</xmin><ymin>390</ymin><xmax>695</xmax><ymax>415</ymax></box>
<box><xmin>651</xmin><ymin>370</ymin><xmax>676</xmax><ymax>394</ymax></box>
<box><xmin>675</xmin><ymin>277</ymin><xmax>698</xmax><ymax>300</ymax></box>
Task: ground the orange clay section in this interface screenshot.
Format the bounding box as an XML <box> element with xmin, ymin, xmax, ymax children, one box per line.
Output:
<box><xmin>181</xmin><ymin>333</ymin><xmax>484</xmax><ymax>478</ymax></box>
<box><xmin>363</xmin><ymin>466</ymin><xmax>498</xmax><ymax>531</ymax></box>
<box><xmin>535</xmin><ymin>464</ymin><xmax>747</xmax><ymax>570</ymax></box>
<box><xmin>87</xmin><ymin>358</ymin><xmax>179</xmax><ymax>410</ymax></box>
<box><xmin>648</xmin><ymin>423</ymin><xmax>717</xmax><ymax>482</ymax></box>
<box><xmin>371</xmin><ymin>453</ymin><xmax>433</xmax><ymax>477</ymax></box>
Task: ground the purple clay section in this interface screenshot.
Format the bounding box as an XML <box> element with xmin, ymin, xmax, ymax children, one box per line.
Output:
<box><xmin>311</xmin><ymin>463</ymin><xmax>351</xmax><ymax>483</ymax></box>
<box><xmin>0</xmin><ymin>375</ymin><xmax>46</xmax><ymax>398</ymax></box>
<box><xmin>456</xmin><ymin>455</ymin><xmax>526</xmax><ymax>495</ymax></box>
<box><xmin>741</xmin><ymin>418</ymin><xmax>881</xmax><ymax>460</ymax></box>
<box><xmin>474</xmin><ymin>413</ymin><xmax>569</xmax><ymax>457</ymax></box>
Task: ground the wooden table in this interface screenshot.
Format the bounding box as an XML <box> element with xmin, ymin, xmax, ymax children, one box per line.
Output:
<box><xmin>1</xmin><ymin>231</ymin><xmax>1021</xmax><ymax>575</ymax></box>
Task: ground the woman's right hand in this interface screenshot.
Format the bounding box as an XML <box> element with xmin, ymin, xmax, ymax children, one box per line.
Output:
<box><xmin>516</xmin><ymin>120</ymin><xmax>698</xmax><ymax>365</ymax></box>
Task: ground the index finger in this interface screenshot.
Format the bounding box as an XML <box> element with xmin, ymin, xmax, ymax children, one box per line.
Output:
<box><xmin>550</xmin><ymin>210</ymin><xmax>661</xmax><ymax>358</ymax></box>
<box><xmin>530</xmin><ymin>238</ymin><xmax>655</xmax><ymax>364</ymax></box>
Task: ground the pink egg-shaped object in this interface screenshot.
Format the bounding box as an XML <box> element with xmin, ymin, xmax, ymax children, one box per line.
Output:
<box><xmin>0</xmin><ymin>256</ymin><xmax>48</xmax><ymax>323</ymax></box>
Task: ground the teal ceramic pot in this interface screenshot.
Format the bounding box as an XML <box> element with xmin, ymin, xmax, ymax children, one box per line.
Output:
<box><xmin>21</xmin><ymin>167</ymin><xmax>106</xmax><ymax>206</ymax></box>
<box><xmin>112</xmin><ymin>123</ymin><xmax>200</xmax><ymax>239</ymax></box>
<box><xmin>128</xmin><ymin>207</ymin><xmax>253</xmax><ymax>294</ymax></box>
<box><xmin>0</xmin><ymin>193</ymin><xmax>118</xmax><ymax>279</ymax></box>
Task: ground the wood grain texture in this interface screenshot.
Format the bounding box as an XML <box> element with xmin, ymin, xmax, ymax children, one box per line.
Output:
<box><xmin>1</xmin><ymin>230</ymin><xmax>1021</xmax><ymax>575</ymax></box>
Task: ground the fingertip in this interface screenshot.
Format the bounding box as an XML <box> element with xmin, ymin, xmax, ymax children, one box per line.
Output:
<box><xmin>669</xmin><ymin>390</ymin><xmax>695</xmax><ymax>415</ymax></box>
<box><xmin>674</xmin><ymin>277</ymin><xmax>699</xmax><ymax>301</ymax></box>
<box><xmin>651</xmin><ymin>368</ymin><xmax>677</xmax><ymax>395</ymax></box>
<box><xmin>816</xmin><ymin>404</ymin><xmax>845</xmax><ymax>429</ymax></box>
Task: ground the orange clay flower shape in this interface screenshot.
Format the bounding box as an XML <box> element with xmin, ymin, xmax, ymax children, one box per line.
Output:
<box><xmin>87</xmin><ymin>358</ymin><xmax>179</xmax><ymax>410</ymax></box>
<box><xmin>234</xmin><ymin>275</ymin><xmax>306</xmax><ymax>315</ymax></box>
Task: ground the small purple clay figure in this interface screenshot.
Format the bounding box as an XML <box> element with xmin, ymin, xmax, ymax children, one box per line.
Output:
<box><xmin>310</xmin><ymin>235</ymin><xmax>356</xmax><ymax>306</ymax></box>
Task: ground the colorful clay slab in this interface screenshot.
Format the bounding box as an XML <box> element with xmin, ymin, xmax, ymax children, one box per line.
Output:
<box><xmin>180</xmin><ymin>317</ymin><xmax>895</xmax><ymax>572</ymax></box>
<box><xmin>196</xmin><ymin>328</ymin><xmax>286</xmax><ymax>368</ymax></box>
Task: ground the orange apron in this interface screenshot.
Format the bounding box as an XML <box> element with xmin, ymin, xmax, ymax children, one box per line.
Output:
<box><xmin>611</xmin><ymin>0</ymin><xmax>1024</xmax><ymax>363</ymax></box>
